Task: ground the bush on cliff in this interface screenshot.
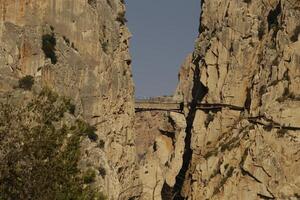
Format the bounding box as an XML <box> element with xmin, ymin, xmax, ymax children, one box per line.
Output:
<box><xmin>18</xmin><ymin>75</ymin><xmax>34</xmax><ymax>90</ymax></box>
<box><xmin>0</xmin><ymin>88</ymin><xmax>106</xmax><ymax>200</ymax></box>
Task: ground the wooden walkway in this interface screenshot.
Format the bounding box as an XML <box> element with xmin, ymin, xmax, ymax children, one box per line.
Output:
<box><xmin>135</xmin><ymin>99</ymin><xmax>244</xmax><ymax>113</ymax></box>
<box><xmin>135</xmin><ymin>100</ymin><xmax>182</xmax><ymax>112</ymax></box>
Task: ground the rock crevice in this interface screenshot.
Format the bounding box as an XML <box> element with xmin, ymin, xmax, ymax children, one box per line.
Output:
<box><xmin>173</xmin><ymin>0</ymin><xmax>300</xmax><ymax>199</ymax></box>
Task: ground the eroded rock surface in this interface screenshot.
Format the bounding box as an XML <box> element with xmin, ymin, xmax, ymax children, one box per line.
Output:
<box><xmin>175</xmin><ymin>0</ymin><xmax>300</xmax><ymax>199</ymax></box>
<box><xmin>1</xmin><ymin>0</ymin><xmax>300</xmax><ymax>199</ymax></box>
<box><xmin>0</xmin><ymin>0</ymin><xmax>139</xmax><ymax>199</ymax></box>
<box><xmin>135</xmin><ymin>111</ymin><xmax>187</xmax><ymax>199</ymax></box>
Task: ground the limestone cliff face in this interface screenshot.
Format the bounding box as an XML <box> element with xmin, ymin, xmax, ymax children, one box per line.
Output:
<box><xmin>134</xmin><ymin>110</ymin><xmax>187</xmax><ymax>200</ymax></box>
<box><xmin>2</xmin><ymin>0</ymin><xmax>300</xmax><ymax>199</ymax></box>
<box><xmin>176</xmin><ymin>0</ymin><xmax>300</xmax><ymax>199</ymax></box>
<box><xmin>0</xmin><ymin>0</ymin><xmax>138</xmax><ymax>199</ymax></box>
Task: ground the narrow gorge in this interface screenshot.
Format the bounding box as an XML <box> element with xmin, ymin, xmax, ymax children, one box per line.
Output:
<box><xmin>0</xmin><ymin>0</ymin><xmax>299</xmax><ymax>200</ymax></box>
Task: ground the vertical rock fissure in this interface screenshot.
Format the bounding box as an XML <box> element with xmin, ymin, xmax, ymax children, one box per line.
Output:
<box><xmin>171</xmin><ymin>55</ymin><xmax>208</xmax><ymax>199</ymax></box>
<box><xmin>158</xmin><ymin>0</ymin><xmax>300</xmax><ymax>199</ymax></box>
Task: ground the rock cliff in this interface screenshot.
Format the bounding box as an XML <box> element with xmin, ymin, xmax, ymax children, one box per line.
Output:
<box><xmin>135</xmin><ymin>111</ymin><xmax>186</xmax><ymax>199</ymax></box>
<box><xmin>175</xmin><ymin>0</ymin><xmax>300</xmax><ymax>199</ymax></box>
<box><xmin>135</xmin><ymin>0</ymin><xmax>300</xmax><ymax>199</ymax></box>
<box><xmin>1</xmin><ymin>0</ymin><xmax>300</xmax><ymax>199</ymax></box>
<box><xmin>0</xmin><ymin>0</ymin><xmax>138</xmax><ymax>199</ymax></box>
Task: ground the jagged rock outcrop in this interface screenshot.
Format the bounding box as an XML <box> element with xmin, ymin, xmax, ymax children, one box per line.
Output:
<box><xmin>175</xmin><ymin>0</ymin><xmax>300</xmax><ymax>199</ymax></box>
<box><xmin>0</xmin><ymin>0</ymin><xmax>139</xmax><ymax>199</ymax></box>
<box><xmin>134</xmin><ymin>111</ymin><xmax>186</xmax><ymax>199</ymax></box>
<box><xmin>2</xmin><ymin>0</ymin><xmax>300</xmax><ymax>199</ymax></box>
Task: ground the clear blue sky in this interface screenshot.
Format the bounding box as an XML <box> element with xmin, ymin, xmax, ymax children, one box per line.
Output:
<box><xmin>126</xmin><ymin>0</ymin><xmax>200</xmax><ymax>98</ymax></box>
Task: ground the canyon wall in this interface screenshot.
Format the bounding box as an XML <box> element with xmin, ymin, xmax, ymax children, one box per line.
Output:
<box><xmin>135</xmin><ymin>111</ymin><xmax>187</xmax><ymax>199</ymax></box>
<box><xmin>176</xmin><ymin>0</ymin><xmax>300</xmax><ymax>199</ymax></box>
<box><xmin>1</xmin><ymin>0</ymin><xmax>300</xmax><ymax>199</ymax></box>
<box><xmin>134</xmin><ymin>1</ymin><xmax>300</xmax><ymax>199</ymax></box>
<box><xmin>0</xmin><ymin>0</ymin><xmax>139</xmax><ymax>199</ymax></box>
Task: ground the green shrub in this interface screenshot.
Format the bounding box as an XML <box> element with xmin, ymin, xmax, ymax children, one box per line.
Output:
<box><xmin>42</xmin><ymin>33</ymin><xmax>57</xmax><ymax>64</ymax></box>
<box><xmin>62</xmin><ymin>97</ymin><xmax>76</xmax><ymax>114</ymax></box>
<box><xmin>101</xmin><ymin>40</ymin><xmax>109</xmax><ymax>53</ymax></box>
<box><xmin>0</xmin><ymin>89</ymin><xmax>106</xmax><ymax>200</ymax></box>
<box><xmin>83</xmin><ymin>169</ymin><xmax>96</xmax><ymax>184</ymax></box>
<box><xmin>18</xmin><ymin>75</ymin><xmax>34</xmax><ymax>90</ymax></box>
<box><xmin>98</xmin><ymin>167</ymin><xmax>106</xmax><ymax>178</ymax></box>
<box><xmin>39</xmin><ymin>87</ymin><xmax>58</xmax><ymax>102</ymax></box>
<box><xmin>97</xmin><ymin>140</ymin><xmax>105</xmax><ymax>149</ymax></box>
<box><xmin>77</xmin><ymin>120</ymin><xmax>98</xmax><ymax>141</ymax></box>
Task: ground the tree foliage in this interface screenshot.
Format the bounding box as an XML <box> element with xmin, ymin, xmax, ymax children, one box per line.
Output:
<box><xmin>0</xmin><ymin>89</ymin><xmax>106</xmax><ymax>200</ymax></box>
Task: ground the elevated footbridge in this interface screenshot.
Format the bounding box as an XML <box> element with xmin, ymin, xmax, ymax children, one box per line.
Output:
<box><xmin>135</xmin><ymin>99</ymin><xmax>183</xmax><ymax>112</ymax></box>
<box><xmin>135</xmin><ymin>99</ymin><xmax>244</xmax><ymax>113</ymax></box>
